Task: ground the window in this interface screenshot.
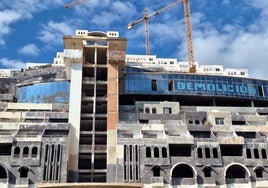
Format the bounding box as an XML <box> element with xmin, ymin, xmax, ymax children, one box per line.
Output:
<box><xmin>255</xmin><ymin>168</ymin><xmax>263</xmax><ymax>178</ymax></box>
<box><xmin>213</xmin><ymin>148</ymin><xmax>218</xmax><ymax>158</ymax></box>
<box><xmin>258</xmin><ymin>85</ymin><xmax>264</xmax><ymax>97</ymax></box>
<box><xmin>152</xmin><ymin>108</ymin><xmax>157</xmax><ymax>114</ymax></box>
<box><xmin>197</xmin><ymin>148</ymin><xmax>203</xmax><ymax>158</ymax></box>
<box><xmin>204</xmin><ymin>167</ymin><xmax>211</xmax><ymax>177</ymax></box>
<box><xmin>151</xmin><ymin>80</ymin><xmax>157</xmax><ymax>91</ymax></box>
<box><xmin>216</xmin><ymin>68</ymin><xmax>220</xmax><ymax>71</ymax></box>
<box><xmin>254</xmin><ymin>148</ymin><xmax>259</xmax><ymax>159</ymax></box>
<box><xmin>32</xmin><ymin>147</ymin><xmax>38</xmax><ymax>158</ymax></box>
<box><xmin>168</xmin><ymin>80</ymin><xmax>173</xmax><ymax>91</ymax></box>
<box><xmin>246</xmin><ymin>148</ymin><xmax>252</xmax><ymax>158</ymax></box>
<box><xmin>215</xmin><ymin>118</ymin><xmax>224</xmax><ymax>125</ymax></box>
<box><xmin>14</xmin><ymin>147</ymin><xmax>20</xmax><ymax>158</ymax></box>
<box><xmin>163</xmin><ymin>107</ymin><xmax>172</xmax><ymax>114</ymax></box>
<box><xmin>154</xmin><ymin>148</ymin><xmax>159</xmax><ymax>158</ymax></box>
<box><xmin>261</xmin><ymin>149</ymin><xmax>267</xmax><ymax>159</ymax></box>
<box><xmin>152</xmin><ymin>166</ymin><xmax>161</xmax><ymax>177</ymax></box>
<box><xmin>20</xmin><ymin>167</ymin><xmax>29</xmax><ymax>178</ymax></box>
<box><xmin>162</xmin><ymin>147</ymin><xmax>167</xmax><ymax>158</ymax></box>
<box><xmin>146</xmin><ymin>147</ymin><xmax>151</xmax><ymax>158</ymax></box>
<box><xmin>145</xmin><ymin>107</ymin><xmax>150</xmax><ymax>114</ymax></box>
<box><xmin>23</xmin><ymin>147</ymin><xmax>29</xmax><ymax>158</ymax></box>
<box><xmin>205</xmin><ymin>148</ymin><xmax>210</xmax><ymax>158</ymax></box>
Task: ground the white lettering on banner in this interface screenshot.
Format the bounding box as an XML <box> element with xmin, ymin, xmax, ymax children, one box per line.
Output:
<box><xmin>176</xmin><ymin>81</ymin><xmax>249</xmax><ymax>94</ymax></box>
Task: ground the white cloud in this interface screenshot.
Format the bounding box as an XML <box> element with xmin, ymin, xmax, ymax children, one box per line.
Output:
<box><xmin>0</xmin><ymin>0</ymin><xmax>65</xmax><ymax>45</ymax></box>
<box><xmin>0</xmin><ymin>58</ymin><xmax>26</xmax><ymax>69</ymax></box>
<box><xmin>38</xmin><ymin>21</ymin><xmax>74</xmax><ymax>45</ymax></box>
<box><xmin>18</xmin><ymin>44</ymin><xmax>40</xmax><ymax>56</ymax></box>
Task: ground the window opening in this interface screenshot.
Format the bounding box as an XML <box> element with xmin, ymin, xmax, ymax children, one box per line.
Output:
<box><xmin>151</xmin><ymin>80</ymin><xmax>157</xmax><ymax>91</ymax></box>
<box><xmin>154</xmin><ymin>147</ymin><xmax>159</xmax><ymax>158</ymax></box>
<box><xmin>197</xmin><ymin>148</ymin><xmax>202</xmax><ymax>158</ymax></box>
<box><xmin>213</xmin><ymin>148</ymin><xmax>218</xmax><ymax>158</ymax></box>
<box><xmin>31</xmin><ymin>147</ymin><xmax>38</xmax><ymax>158</ymax></box>
<box><xmin>215</xmin><ymin>118</ymin><xmax>224</xmax><ymax>125</ymax></box>
<box><xmin>14</xmin><ymin>147</ymin><xmax>20</xmax><ymax>158</ymax></box>
<box><xmin>246</xmin><ymin>148</ymin><xmax>252</xmax><ymax>158</ymax></box>
<box><xmin>146</xmin><ymin>147</ymin><xmax>151</xmax><ymax>158</ymax></box>
<box><xmin>205</xmin><ymin>148</ymin><xmax>210</xmax><ymax>158</ymax></box>
<box><xmin>168</xmin><ymin>80</ymin><xmax>173</xmax><ymax>91</ymax></box>
<box><xmin>172</xmin><ymin>164</ymin><xmax>194</xmax><ymax>178</ymax></box>
<box><xmin>195</xmin><ymin>119</ymin><xmax>200</xmax><ymax>124</ymax></box>
<box><xmin>254</xmin><ymin>148</ymin><xmax>259</xmax><ymax>159</ymax></box>
<box><xmin>23</xmin><ymin>147</ymin><xmax>29</xmax><ymax>158</ymax></box>
<box><xmin>258</xmin><ymin>85</ymin><xmax>264</xmax><ymax>97</ymax></box>
<box><xmin>152</xmin><ymin>108</ymin><xmax>157</xmax><ymax>114</ymax></box>
<box><xmin>262</xmin><ymin>149</ymin><xmax>267</xmax><ymax>159</ymax></box>
<box><xmin>163</xmin><ymin>107</ymin><xmax>172</xmax><ymax>114</ymax></box>
<box><xmin>256</xmin><ymin>168</ymin><xmax>263</xmax><ymax>178</ymax></box>
<box><xmin>204</xmin><ymin>167</ymin><xmax>211</xmax><ymax>177</ymax></box>
<box><xmin>20</xmin><ymin>167</ymin><xmax>29</xmax><ymax>178</ymax></box>
<box><xmin>0</xmin><ymin>166</ymin><xmax>7</xmax><ymax>179</ymax></box>
<box><xmin>145</xmin><ymin>107</ymin><xmax>150</xmax><ymax>114</ymax></box>
<box><xmin>226</xmin><ymin>165</ymin><xmax>246</xmax><ymax>178</ymax></box>
<box><xmin>152</xmin><ymin>166</ymin><xmax>161</xmax><ymax>177</ymax></box>
<box><xmin>162</xmin><ymin>147</ymin><xmax>167</xmax><ymax>158</ymax></box>
<box><xmin>220</xmin><ymin>145</ymin><xmax>243</xmax><ymax>156</ymax></box>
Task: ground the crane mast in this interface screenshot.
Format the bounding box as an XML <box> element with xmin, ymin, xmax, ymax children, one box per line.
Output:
<box><xmin>183</xmin><ymin>0</ymin><xmax>195</xmax><ymax>73</ymax></box>
<box><xmin>128</xmin><ymin>1</ymin><xmax>181</xmax><ymax>55</ymax></box>
<box><xmin>64</xmin><ymin>0</ymin><xmax>89</xmax><ymax>9</ymax></box>
<box><xmin>128</xmin><ymin>0</ymin><xmax>196</xmax><ymax>73</ymax></box>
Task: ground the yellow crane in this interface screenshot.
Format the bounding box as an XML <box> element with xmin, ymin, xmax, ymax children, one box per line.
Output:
<box><xmin>128</xmin><ymin>1</ymin><xmax>181</xmax><ymax>56</ymax></box>
<box><xmin>128</xmin><ymin>0</ymin><xmax>196</xmax><ymax>73</ymax></box>
<box><xmin>64</xmin><ymin>0</ymin><xmax>89</xmax><ymax>9</ymax></box>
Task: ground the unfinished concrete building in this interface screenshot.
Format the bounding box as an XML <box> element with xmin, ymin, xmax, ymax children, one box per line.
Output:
<box><xmin>1</xmin><ymin>30</ymin><xmax>268</xmax><ymax>188</ymax></box>
<box><xmin>0</xmin><ymin>66</ymin><xmax>70</xmax><ymax>187</ymax></box>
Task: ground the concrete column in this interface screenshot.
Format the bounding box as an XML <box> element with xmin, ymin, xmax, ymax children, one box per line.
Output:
<box><xmin>66</xmin><ymin>57</ymin><xmax>83</xmax><ymax>182</ymax></box>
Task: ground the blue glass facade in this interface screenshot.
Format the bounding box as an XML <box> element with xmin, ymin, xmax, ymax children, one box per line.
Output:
<box><xmin>123</xmin><ymin>67</ymin><xmax>268</xmax><ymax>101</ymax></box>
<box><xmin>17</xmin><ymin>81</ymin><xmax>70</xmax><ymax>103</ymax></box>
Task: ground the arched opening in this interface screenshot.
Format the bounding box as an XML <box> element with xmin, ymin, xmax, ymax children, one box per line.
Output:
<box><xmin>255</xmin><ymin>168</ymin><xmax>263</xmax><ymax>178</ymax></box>
<box><xmin>146</xmin><ymin>147</ymin><xmax>151</xmax><ymax>158</ymax></box>
<box><xmin>145</xmin><ymin>107</ymin><xmax>150</xmax><ymax>114</ymax></box>
<box><xmin>152</xmin><ymin>166</ymin><xmax>161</xmax><ymax>177</ymax></box>
<box><xmin>172</xmin><ymin>164</ymin><xmax>194</xmax><ymax>178</ymax></box>
<box><xmin>154</xmin><ymin>147</ymin><xmax>159</xmax><ymax>158</ymax></box>
<box><xmin>197</xmin><ymin>148</ymin><xmax>202</xmax><ymax>158</ymax></box>
<box><xmin>19</xmin><ymin>167</ymin><xmax>29</xmax><ymax>178</ymax></box>
<box><xmin>254</xmin><ymin>148</ymin><xmax>259</xmax><ymax>159</ymax></box>
<box><xmin>203</xmin><ymin>166</ymin><xmax>212</xmax><ymax>177</ymax></box>
<box><xmin>162</xmin><ymin>147</ymin><xmax>167</xmax><ymax>158</ymax></box>
<box><xmin>261</xmin><ymin>149</ymin><xmax>267</xmax><ymax>159</ymax></box>
<box><xmin>152</xmin><ymin>108</ymin><xmax>157</xmax><ymax>114</ymax></box>
<box><xmin>246</xmin><ymin>148</ymin><xmax>252</xmax><ymax>158</ymax></box>
<box><xmin>0</xmin><ymin>165</ymin><xmax>7</xmax><ymax>179</ymax></box>
<box><xmin>205</xmin><ymin>148</ymin><xmax>210</xmax><ymax>158</ymax></box>
<box><xmin>14</xmin><ymin>147</ymin><xmax>20</xmax><ymax>158</ymax></box>
<box><xmin>31</xmin><ymin>147</ymin><xmax>38</xmax><ymax>158</ymax></box>
<box><xmin>225</xmin><ymin>164</ymin><xmax>247</xmax><ymax>179</ymax></box>
<box><xmin>23</xmin><ymin>147</ymin><xmax>29</xmax><ymax>158</ymax></box>
<box><xmin>213</xmin><ymin>148</ymin><xmax>218</xmax><ymax>158</ymax></box>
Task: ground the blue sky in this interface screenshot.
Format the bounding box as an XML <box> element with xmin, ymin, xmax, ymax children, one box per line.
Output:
<box><xmin>0</xmin><ymin>0</ymin><xmax>268</xmax><ymax>79</ymax></box>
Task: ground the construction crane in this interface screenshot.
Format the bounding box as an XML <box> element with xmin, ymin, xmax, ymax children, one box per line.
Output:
<box><xmin>64</xmin><ymin>0</ymin><xmax>89</xmax><ymax>9</ymax></box>
<box><xmin>128</xmin><ymin>1</ymin><xmax>181</xmax><ymax>55</ymax></box>
<box><xmin>128</xmin><ymin>0</ymin><xmax>196</xmax><ymax>73</ymax></box>
<box><xmin>183</xmin><ymin>0</ymin><xmax>195</xmax><ymax>73</ymax></box>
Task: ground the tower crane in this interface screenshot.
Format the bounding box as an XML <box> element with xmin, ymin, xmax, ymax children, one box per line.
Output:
<box><xmin>128</xmin><ymin>1</ymin><xmax>181</xmax><ymax>55</ymax></box>
<box><xmin>128</xmin><ymin>0</ymin><xmax>196</xmax><ymax>73</ymax></box>
<box><xmin>64</xmin><ymin>0</ymin><xmax>89</xmax><ymax>9</ymax></box>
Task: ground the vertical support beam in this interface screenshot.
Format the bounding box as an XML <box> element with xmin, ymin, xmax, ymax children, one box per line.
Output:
<box><xmin>106</xmin><ymin>39</ymin><xmax>127</xmax><ymax>182</ymax></box>
<box><xmin>67</xmin><ymin>59</ymin><xmax>83</xmax><ymax>182</ymax></box>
